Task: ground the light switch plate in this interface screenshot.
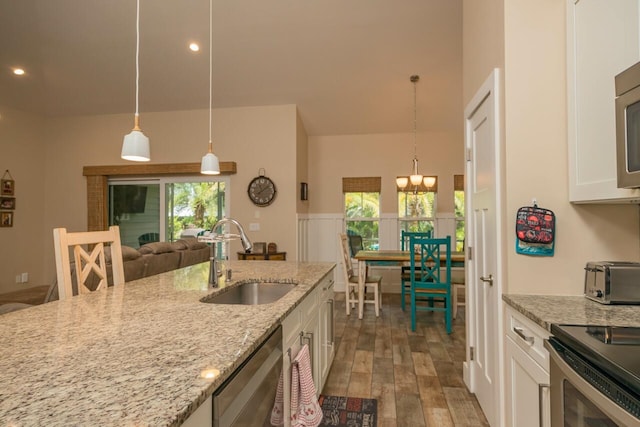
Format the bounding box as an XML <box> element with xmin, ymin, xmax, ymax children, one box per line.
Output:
<box><xmin>249</xmin><ymin>223</ymin><xmax>260</xmax><ymax>231</ymax></box>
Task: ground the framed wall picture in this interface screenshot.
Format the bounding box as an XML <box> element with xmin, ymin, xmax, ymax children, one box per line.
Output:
<box><xmin>300</xmin><ymin>182</ymin><xmax>308</xmax><ymax>201</ymax></box>
<box><xmin>0</xmin><ymin>197</ymin><xmax>15</xmax><ymax>210</ymax></box>
<box><xmin>253</xmin><ymin>242</ymin><xmax>266</xmax><ymax>254</ymax></box>
<box><xmin>1</xmin><ymin>179</ymin><xmax>14</xmax><ymax>196</ymax></box>
<box><xmin>1</xmin><ymin>211</ymin><xmax>13</xmax><ymax>227</ymax></box>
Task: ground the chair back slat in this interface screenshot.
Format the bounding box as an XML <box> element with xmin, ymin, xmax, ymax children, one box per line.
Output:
<box><xmin>408</xmin><ymin>234</ymin><xmax>453</xmax><ymax>333</ymax></box>
<box><xmin>53</xmin><ymin>225</ymin><xmax>125</xmax><ymax>300</ymax></box>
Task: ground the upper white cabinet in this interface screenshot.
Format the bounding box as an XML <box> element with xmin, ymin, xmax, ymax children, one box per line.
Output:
<box><xmin>567</xmin><ymin>0</ymin><xmax>640</xmax><ymax>202</ymax></box>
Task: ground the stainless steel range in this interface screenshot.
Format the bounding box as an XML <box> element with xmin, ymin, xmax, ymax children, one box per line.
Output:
<box><xmin>545</xmin><ymin>325</ymin><xmax>640</xmax><ymax>426</ymax></box>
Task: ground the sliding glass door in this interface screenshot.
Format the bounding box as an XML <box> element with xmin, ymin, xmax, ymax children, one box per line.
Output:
<box><xmin>108</xmin><ymin>177</ymin><xmax>229</xmax><ymax>248</ymax></box>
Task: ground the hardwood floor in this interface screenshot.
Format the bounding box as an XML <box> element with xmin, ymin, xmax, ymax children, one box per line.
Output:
<box><xmin>321</xmin><ymin>293</ymin><xmax>489</xmax><ymax>427</ymax></box>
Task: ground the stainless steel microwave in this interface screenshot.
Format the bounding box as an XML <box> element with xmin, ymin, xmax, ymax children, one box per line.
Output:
<box><xmin>615</xmin><ymin>61</ymin><xmax>640</xmax><ymax>188</ymax></box>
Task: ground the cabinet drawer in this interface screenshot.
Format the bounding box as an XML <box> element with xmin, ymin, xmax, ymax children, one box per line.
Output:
<box><xmin>505</xmin><ymin>306</ymin><xmax>550</xmax><ymax>370</ymax></box>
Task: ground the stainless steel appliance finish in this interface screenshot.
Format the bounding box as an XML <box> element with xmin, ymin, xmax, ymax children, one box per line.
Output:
<box><xmin>213</xmin><ymin>326</ymin><xmax>282</xmax><ymax>427</ymax></box>
<box><xmin>545</xmin><ymin>325</ymin><xmax>640</xmax><ymax>427</ymax></box>
<box><xmin>616</xmin><ymin>61</ymin><xmax>640</xmax><ymax>188</ymax></box>
<box><xmin>584</xmin><ymin>261</ymin><xmax>640</xmax><ymax>304</ymax></box>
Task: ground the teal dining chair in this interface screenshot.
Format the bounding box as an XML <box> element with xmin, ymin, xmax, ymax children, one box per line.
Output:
<box><xmin>400</xmin><ymin>230</ymin><xmax>432</xmax><ymax>311</ymax></box>
<box><xmin>408</xmin><ymin>234</ymin><xmax>452</xmax><ymax>333</ymax></box>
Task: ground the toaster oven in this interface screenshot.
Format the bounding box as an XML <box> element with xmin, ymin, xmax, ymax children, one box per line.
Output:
<box><xmin>584</xmin><ymin>261</ymin><xmax>640</xmax><ymax>304</ymax></box>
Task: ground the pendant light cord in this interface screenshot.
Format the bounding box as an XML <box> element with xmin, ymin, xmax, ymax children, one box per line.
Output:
<box><xmin>135</xmin><ymin>0</ymin><xmax>140</xmax><ymax>118</ymax></box>
<box><xmin>412</xmin><ymin>76</ymin><xmax>417</xmax><ymax>160</ymax></box>
<box><xmin>208</xmin><ymin>0</ymin><xmax>213</xmax><ymax>149</ymax></box>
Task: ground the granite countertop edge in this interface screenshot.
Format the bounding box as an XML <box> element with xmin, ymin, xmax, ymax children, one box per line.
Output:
<box><xmin>502</xmin><ymin>293</ymin><xmax>640</xmax><ymax>332</ymax></box>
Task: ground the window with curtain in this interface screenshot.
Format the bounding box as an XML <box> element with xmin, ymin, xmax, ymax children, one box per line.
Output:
<box><xmin>454</xmin><ymin>174</ymin><xmax>465</xmax><ymax>251</ymax></box>
<box><xmin>343</xmin><ymin>177</ymin><xmax>380</xmax><ymax>250</ymax></box>
<box><xmin>397</xmin><ymin>176</ymin><xmax>437</xmax><ymax>236</ymax></box>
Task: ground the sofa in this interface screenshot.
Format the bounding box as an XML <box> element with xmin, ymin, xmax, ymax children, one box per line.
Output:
<box><xmin>0</xmin><ymin>237</ymin><xmax>211</xmax><ymax>314</ymax></box>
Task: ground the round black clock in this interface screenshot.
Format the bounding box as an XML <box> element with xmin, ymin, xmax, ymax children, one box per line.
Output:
<box><xmin>248</xmin><ymin>174</ymin><xmax>277</xmax><ymax>206</ymax></box>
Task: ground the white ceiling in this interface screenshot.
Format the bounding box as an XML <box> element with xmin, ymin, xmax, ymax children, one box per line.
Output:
<box><xmin>0</xmin><ymin>0</ymin><xmax>462</xmax><ymax>136</ymax></box>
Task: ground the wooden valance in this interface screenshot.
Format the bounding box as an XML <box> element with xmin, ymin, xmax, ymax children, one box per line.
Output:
<box><xmin>454</xmin><ymin>174</ymin><xmax>465</xmax><ymax>191</ymax></box>
<box><xmin>342</xmin><ymin>177</ymin><xmax>381</xmax><ymax>193</ymax></box>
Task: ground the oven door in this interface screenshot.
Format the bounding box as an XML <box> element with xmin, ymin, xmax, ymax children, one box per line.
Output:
<box><xmin>546</xmin><ymin>339</ymin><xmax>640</xmax><ymax>427</ymax></box>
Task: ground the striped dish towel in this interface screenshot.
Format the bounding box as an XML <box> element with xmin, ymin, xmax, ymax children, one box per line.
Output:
<box><xmin>290</xmin><ymin>344</ymin><xmax>322</xmax><ymax>427</ymax></box>
<box><xmin>270</xmin><ymin>370</ymin><xmax>285</xmax><ymax>426</ymax></box>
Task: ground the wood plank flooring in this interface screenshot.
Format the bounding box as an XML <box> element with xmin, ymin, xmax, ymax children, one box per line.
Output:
<box><xmin>321</xmin><ymin>293</ymin><xmax>489</xmax><ymax>427</ymax></box>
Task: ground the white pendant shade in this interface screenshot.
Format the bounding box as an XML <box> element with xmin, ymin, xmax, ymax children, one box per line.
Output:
<box><xmin>121</xmin><ymin>129</ymin><xmax>150</xmax><ymax>162</ymax></box>
<box><xmin>201</xmin><ymin>151</ymin><xmax>220</xmax><ymax>175</ymax></box>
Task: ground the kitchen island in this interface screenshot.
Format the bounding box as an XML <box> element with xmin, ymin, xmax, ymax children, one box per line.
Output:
<box><xmin>0</xmin><ymin>260</ymin><xmax>335</xmax><ymax>426</ymax></box>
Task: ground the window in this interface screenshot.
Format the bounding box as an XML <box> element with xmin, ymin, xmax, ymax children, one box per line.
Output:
<box><xmin>109</xmin><ymin>177</ymin><xmax>228</xmax><ymax>248</ymax></box>
<box><xmin>343</xmin><ymin>177</ymin><xmax>381</xmax><ymax>250</ymax></box>
<box><xmin>398</xmin><ymin>176</ymin><xmax>437</xmax><ymax>236</ymax></box>
<box><xmin>454</xmin><ymin>174</ymin><xmax>465</xmax><ymax>252</ymax></box>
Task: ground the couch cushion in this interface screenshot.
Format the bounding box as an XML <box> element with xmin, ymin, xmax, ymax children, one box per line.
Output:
<box><xmin>139</xmin><ymin>242</ymin><xmax>175</xmax><ymax>255</ymax></box>
<box><xmin>177</xmin><ymin>237</ymin><xmax>209</xmax><ymax>250</ymax></box>
<box><xmin>105</xmin><ymin>245</ymin><xmax>141</xmax><ymax>263</ymax></box>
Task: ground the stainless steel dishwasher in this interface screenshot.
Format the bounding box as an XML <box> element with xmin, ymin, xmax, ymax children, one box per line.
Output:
<box><xmin>213</xmin><ymin>326</ymin><xmax>283</xmax><ymax>427</ymax></box>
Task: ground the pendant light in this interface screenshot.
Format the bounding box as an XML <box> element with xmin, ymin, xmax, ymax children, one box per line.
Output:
<box><xmin>200</xmin><ymin>0</ymin><xmax>220</xmax><ymax>175</ymax></box>
<box><xmin>121</xmin><ymin>0</ymin><xmax>150</xmax><ymax>162</ymax></box>
<box><xmin>396</xmin><ymin>75</ymin><xmax>427</xmax><ymax>189</ymax></box>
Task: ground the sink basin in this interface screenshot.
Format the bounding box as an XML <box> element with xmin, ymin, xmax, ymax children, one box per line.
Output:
<box><xmin>202</xmin><ymin>281</ymin><xmax>297</xmax><ymax>305</ymax></box>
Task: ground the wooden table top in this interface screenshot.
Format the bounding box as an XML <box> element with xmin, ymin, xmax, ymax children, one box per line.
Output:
<box><xmin>354</xmin><ymin>249</ymin><xmax>465</xmax><ymax>264</ymax></box>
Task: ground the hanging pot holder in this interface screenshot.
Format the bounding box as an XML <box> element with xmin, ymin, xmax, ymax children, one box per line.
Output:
<box><xmin>515</xmin><ymin>204</ymin><xmax>555</xmax><ymax>257</ymax></box>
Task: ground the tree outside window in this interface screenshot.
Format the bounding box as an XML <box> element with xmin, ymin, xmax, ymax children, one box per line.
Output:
<box><xmin>345</xmin><ymin>192</ymin><xmax>380</xmax><ymax>250</ymax></box>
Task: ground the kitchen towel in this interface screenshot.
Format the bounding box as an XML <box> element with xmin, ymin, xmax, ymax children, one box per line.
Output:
<box><xmin>291</xmin><ymin>344</ymin><xmax>323</xmax><ymax>427</ymax></box>
<box><xmin>270</xmin><ymin>370</ymin><xmax>285</xmax><ymax>426</ymax></box>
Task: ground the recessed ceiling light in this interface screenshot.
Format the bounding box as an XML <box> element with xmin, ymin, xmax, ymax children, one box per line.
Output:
<box><xmin>13</xmin><ymin>68</ymin><xmax>25</xmax><ymax>76</ymax></box>
<box><xmin>189</xmin><ymin>43</ymin><xmax>200</xmax><ymax>52</ymax></box>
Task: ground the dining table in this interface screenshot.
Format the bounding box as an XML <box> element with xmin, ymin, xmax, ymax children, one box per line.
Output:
<box><xmin>353</xmin><ymin>249</ymin><xmax>465</xmax><ymax>319</ymax></box>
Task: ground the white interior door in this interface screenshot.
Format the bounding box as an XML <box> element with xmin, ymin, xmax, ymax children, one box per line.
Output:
<box><xmin>464</xmin><ymin>69</ymin><xmax>503</xmax><ymax>427</ymax></box>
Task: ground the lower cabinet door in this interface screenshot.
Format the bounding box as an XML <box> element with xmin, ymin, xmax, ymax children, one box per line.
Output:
<box><xmin>505</xmin><ymin>335</ymin><xmax>550</xmax><ymax>427</ymax></box>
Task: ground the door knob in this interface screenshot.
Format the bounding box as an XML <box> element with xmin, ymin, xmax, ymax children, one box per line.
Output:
<box><xmin>480</xmin><ymin>274</ymin><xmax>494</xmax><ymax>286</ymax></box>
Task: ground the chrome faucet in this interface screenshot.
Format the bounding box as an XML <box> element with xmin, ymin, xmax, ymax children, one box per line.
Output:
<box><xmin>208</xmin><ymin>218</ymin><xmax>253</xmax><ymax>287</ymax></box>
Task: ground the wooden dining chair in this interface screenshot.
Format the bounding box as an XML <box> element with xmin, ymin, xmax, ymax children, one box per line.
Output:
<box><xmin>408</xmin><ymin>234</ymin><xmax>452</xmax><ymax>333</ymax></box>
<box><xmin>53</xmin><ymin>225</ymin><xmax>125</xmax><ymax>300</ymax></box>
<box><xmin>400</xmin><ymin>230</ymin><xmax>432</xmax><ymax>311</ymax></box>
<box><xmin>338</xmin><ymin>233</ymin><xmax>382</xmax><ymax>316</ymax></box>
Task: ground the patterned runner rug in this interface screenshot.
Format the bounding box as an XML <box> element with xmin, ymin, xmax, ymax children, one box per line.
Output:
<box><xmin>318</xmin><ymin>395</ymin><xmax>377</xmax><ymax>427</ymax></box>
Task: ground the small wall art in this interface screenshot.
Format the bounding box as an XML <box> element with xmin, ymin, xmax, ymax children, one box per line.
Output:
<box><xmin>1</xmin><ymin>211</ymin><xmax>13</xmax><ymax>227</ymax></box>
<box><xmin>0</xmin><ymin>197</ymin><xmax>15</xmax><ymax>210</ymax></box>
<box><xmin>1</xmin><ymin>170</ymin><xmax>14</xmax><ymax>196</ymax></box>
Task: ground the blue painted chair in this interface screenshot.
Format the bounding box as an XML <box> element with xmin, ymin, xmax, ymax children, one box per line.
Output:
<box><xmin>400</xmin><ymin>230</ymin><xmax>432</xmax><ymax>311</ymax></box>
<box><xmin>408</xmin><ymin>235</ymin><xmax>452</xmax><ymax>333</ymax></box>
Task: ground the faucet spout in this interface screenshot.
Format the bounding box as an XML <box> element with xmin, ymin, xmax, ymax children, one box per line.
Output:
<box><xmin>210</xmin><ymin>218</ymin><xmax>253</xmax><ymax>253</ymax></box>
<box><xmin>208</xmin><ymin>217</ymin><xmax>253</xmax><ymax>288</ymax></box>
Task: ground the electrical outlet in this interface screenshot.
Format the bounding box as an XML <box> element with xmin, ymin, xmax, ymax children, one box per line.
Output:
<box><xmin>15</xmin><ymin>275</ymin><xmax>21</xmax><ymax>283</ymax></box>
<box><xmin>249</xmin><ymin>223</ymin><xmax>260</xmax><ymax>231</ymax></box>
<box><xmin>21</xmin><ymin>272</ymin><xmax>28</xmax><ymax>283</ymax></box>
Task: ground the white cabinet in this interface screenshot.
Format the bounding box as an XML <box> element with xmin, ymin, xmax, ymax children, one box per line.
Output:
<box><xmin>318</xmin><ymin>277</ymin><xmax>335</xmax><ymax>387</ymax></box>
<box><xmin>281</xmin><ymin>273</ymin><xmax>335</xmax><ymax>427</ymax></box>
<box><xmin>567</xmin><ymin>0</ymin><xmax>640</xmax><ymax>202</ymax></box>
<box><xmin>504</xmin><ymin>306</ymin><xmax>550</xmax><ymax>427</ymax></box>
<box><xmin>181</xmin><ymin>395</ymin><xmax>212</xmax><ymax>427</ymax></box>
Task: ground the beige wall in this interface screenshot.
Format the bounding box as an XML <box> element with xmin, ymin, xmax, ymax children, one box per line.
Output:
<box><xmin>308</xmin><ymin>131</ymin><xmax>464</xmax><ymax>215</ymax></box>
<box><xmin>37</xmin><ymin>104</ymin><xmax>300</xmax><ymax>282</ymax></box>
<box><xmin>296</xmin><ymin>108</ymin><xmax>309</xmax><ymax>214</ymax></box>
<box><xmin>0</xmin><ymin>107</ymin><xmax>48</xmax><ymax>293</ymax></box>
<box><xmin>463</xmin><ymin>0</ymin><xmax>640</xmax><ymax>296</ymax></box>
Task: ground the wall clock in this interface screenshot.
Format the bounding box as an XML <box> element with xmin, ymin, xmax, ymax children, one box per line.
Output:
<box><xmin>247</xmin><ymin>170</ymin><xmax>277</xmax><ymax>206</ymax></box>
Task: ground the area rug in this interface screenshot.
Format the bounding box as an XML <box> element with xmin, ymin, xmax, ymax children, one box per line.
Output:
<box><xmin>318</xmin><ymin>395</ymin><xmax>377</xmax><ymax>427</ymax></box>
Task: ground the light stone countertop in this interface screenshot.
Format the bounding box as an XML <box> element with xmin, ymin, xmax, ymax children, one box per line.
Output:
<box><xmin>503</xmin><ymin>294</ymin><xmax>640</xmax><ymax>331</ymax></box>
<box><xmin>0</xmin><ymin>260</ymin><xmax>335</xmax><ymax>427</ymax></box>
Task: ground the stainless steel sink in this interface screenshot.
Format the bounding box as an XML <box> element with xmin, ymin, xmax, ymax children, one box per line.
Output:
<box><xmin>202</xmin><ymin>281</ymin><xmax>297</xmax><ymax>305</ymax></box>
